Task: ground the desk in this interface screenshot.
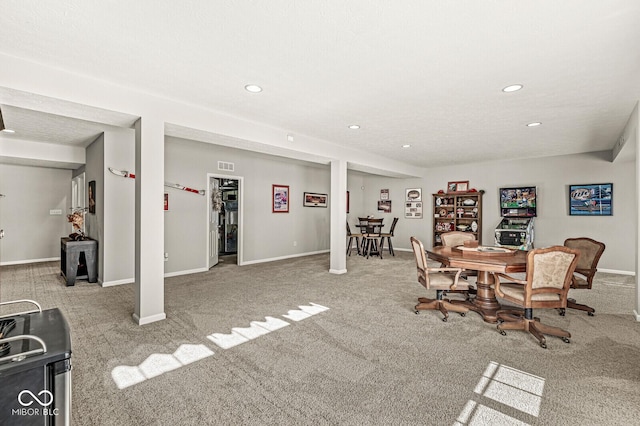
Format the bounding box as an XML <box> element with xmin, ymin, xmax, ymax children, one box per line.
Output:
<box><xmin>426</xmin><ymin>246</ymin><xmax>527</xmax><ymax>323</ymax></box>
<box><xmin>60</xmin><ymin>237</ymin><xmax>98</xmax><ymax>286</ymax></box>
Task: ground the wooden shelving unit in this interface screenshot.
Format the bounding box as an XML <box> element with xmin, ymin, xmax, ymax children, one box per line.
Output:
<box><xmin>432</xmin><ymin>191</ymin><xmax>483</xmax><ymax>246</ymax></box>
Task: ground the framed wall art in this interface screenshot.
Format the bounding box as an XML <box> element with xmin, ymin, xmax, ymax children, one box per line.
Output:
<box><xmin>88</xmin><ymin>180</ymin><xmax>96</xmax><ymax>214</ymax></box>
<box><xmin>447</xmin><ymin>181</ymin><xmax>469</xmax><ymax>193</ymax></box>
<box><xmin>405</xmin><ymin>188</ymin><xmax>421</xmax><ymax>201</ymax></box>
<box><xmin>378</xmin><ymin>200</ymin><xmax>391</xmax><ymax>213</ymax></box>
<box><xmin>164</xmin><ymin>193</ymin><xmax>169</xmax><ymax>211</ymax></box>
<box><xmin>405</xmin><ymin>201</ymin><xmax>423</xmax><ymax>219</ymax></box>
<box><xmin>303</xmin><ymin>192</ymin><xmax>328</xmax><ymax>207</ymax></box>
<box><xmin>569</xmin><ymin>183</ymin><xmax>612</xmax><ymax>216</ymax></box>
<box><xmin>272</xmin><ymin>184</ymin><xmax>289</xmax><ymax>213</ymax></box>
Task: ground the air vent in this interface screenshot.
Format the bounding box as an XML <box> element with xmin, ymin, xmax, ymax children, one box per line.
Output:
<box><xmin>217</xmin><ymin>161</ymin><xmax>234</xmax><ymax>172</ymax></box>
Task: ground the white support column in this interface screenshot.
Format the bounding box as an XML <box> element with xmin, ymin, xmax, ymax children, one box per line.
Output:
<box><xmin>133</xmin><ymin>117</ymin><xmax>166</xmax><ymax>325</ymax></box>
<box><xmin>329</xmin><ymin>160</ymin><xmax>347</xmax><ymax>274</ymax></box>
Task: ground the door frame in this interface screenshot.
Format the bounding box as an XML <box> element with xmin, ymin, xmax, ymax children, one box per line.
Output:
<box><xmin>206</xmin><ymin>173</ymin><xmax>244</xmax><ymax>266</ymax></box>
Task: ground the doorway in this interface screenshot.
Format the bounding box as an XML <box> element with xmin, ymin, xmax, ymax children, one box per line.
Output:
<box><xmin>207</xmin><ymin>174</ymin><xmax>242</xmax><ymax>268</ymax></box>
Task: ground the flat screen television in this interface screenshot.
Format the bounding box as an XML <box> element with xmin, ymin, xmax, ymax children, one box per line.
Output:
<box><xmin>499</xmin><ymin>186</ymin><xmax>537</xmax><ymax>217</ymax></box>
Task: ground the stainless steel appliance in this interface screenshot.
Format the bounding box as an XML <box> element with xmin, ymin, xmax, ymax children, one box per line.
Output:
<box><xmin>0</xmin><ymin>301</ymin><xmax>72</xmax><ymax>425</ymax></box>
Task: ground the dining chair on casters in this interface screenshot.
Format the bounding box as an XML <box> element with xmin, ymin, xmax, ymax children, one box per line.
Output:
<box><xmin>559</xmin><ymin>237</ymin><xmax>605</xmax><ymax>316</ymax></box>
<box><xmin>494</xmin><ymin>245</ymin><xmax>580</xmax><ymax>348</ymax></box>
<box><xmin>410</xmin><ymin>236</ymin><xmax>469</xmax><ymax>322</ymax></box>
<box><xmin>440</xmin><ymin>231</ymin><xmax>478</xmax><ymax>300</ymax></box>
<box><xmin>379</xmin><ymin>217</ymin><xmax>399</xmax><ymax>256</ymax></box>
<box><xmin>346</xmin><ymin>222</ymin><xmax>363</xmax><ymax>256</ymax></box>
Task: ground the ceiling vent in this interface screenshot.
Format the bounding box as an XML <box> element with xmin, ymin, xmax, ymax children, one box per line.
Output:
<box><xmin>217</xmin><ymin>161</ymin><xmax>234</xmax><ymax>172</ymax></box>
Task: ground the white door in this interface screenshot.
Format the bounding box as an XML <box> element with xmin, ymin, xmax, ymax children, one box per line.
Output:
<box><xmin>208</xmin><ymin>177</ymin><xmax>219</xmax><ymax>268</ymax></box>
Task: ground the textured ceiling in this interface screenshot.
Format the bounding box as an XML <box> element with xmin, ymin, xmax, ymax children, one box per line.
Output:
<box><xmin>1</xmin><ymin>0</ymin><xmax>639</xmax><ymax>169</ymax></box>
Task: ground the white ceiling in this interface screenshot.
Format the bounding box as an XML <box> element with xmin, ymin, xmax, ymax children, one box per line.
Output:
<box><xmin>1</xmin><ymin>0</ymin><xmax>639</xmax><ymax>170</ymax></box>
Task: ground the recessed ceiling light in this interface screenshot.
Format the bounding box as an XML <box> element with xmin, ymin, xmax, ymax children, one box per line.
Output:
<box><xmin>402</xmin><ymin>144</ymin><xmax>411</xmax><ymax>148</ymax></box>
<box><xmin>1</xmin><ymin>129</ymin><xmax>15</xmax><ymax>133</ymax></box>
<box><xmin>526</xmin><ymin>122</ymin><xmax>542</xmax><ymax>127</ymax></box>
<box><xmin>502</xmin><ymin>84</ymin><xmax>523</xmax><ymax>93</ymax></box>
<box><xmin>348</xmin><ymin>124</ymin><xmax>360</xmax><ymax>130</ymax></box>
<box><xmin>244</xmin><ymin>84</ymin><xmax>262</xmax><ymax>93</ymax></box>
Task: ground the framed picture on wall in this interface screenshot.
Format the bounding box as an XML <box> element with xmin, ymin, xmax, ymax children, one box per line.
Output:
<box><xmin>303</xmin><ymin>192</ymin><xmax>328</xmax><ymax>207</ymax></box>
<box><xmin>406</xmin><ymin>188</ymin><xmax>421</xmax><ymax>201</ymax></box>
<box><xmin>447</xmin><ymin>181</ymin><xmax>469</xmax><ymax>193</ymax></box>
<box><xmin>164</xmin><ymin>193</ymin><xmax>169</xmax><ymax>211</ymax></box>
<box><xmin>88</xmin><ymin>180</ymin><xmax>96</xmax><ymax>214</ymax></box>
<box><xmin>378</xmin><ymin>200</ymin><xmax>391</xmax><ymax>213</ymax></box>
<box><xmin>569</xmin><ymin>183</ymin><xmax>612</xmax><ymax>216</ymax></box>
<box><xmin>272</xmin><ymin>184</ymin><xmax>289</xmax><ymax>213</ymax></box>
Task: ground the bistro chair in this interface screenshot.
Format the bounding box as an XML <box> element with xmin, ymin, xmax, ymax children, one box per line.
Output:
<box><xmin>410</xmin><ymin>236</ymin><xmax>469</xmax><ymax>322</ymax></box>
<box><xmin>379</xmin><ymin>217</ymin><xmax>399</xmax><ymax>256</ymax></box>
<box><xmin>559</xmin><ymin>237</ymin><xmax>606</xmax><ymax>316</ymax></box>
<box><xmin>494</xmin><ymin>246</ymin><xmax>580</xmax><ymax>348</ymax></box>
<box><xmin>363</xmin><ymin>218</ymin><xmax>384</xmax><ymax>258</ymax></box>
<box><xmin>440</xmin><ymin>231</ymin><xmax>477</xmax><ymax>299</ymax></box>
<box><xmin>346</xmin><ymin>222</ymin><xmax>363</xmax><ymax>256</ymax></box>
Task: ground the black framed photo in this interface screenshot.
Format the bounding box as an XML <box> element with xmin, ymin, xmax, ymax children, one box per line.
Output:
<box><xmin>303</xmin><ymin>192</ymin><xmax>328</xmax><ymax>208</ymax></box>
<box><xmin>569</xmin><ymin>183</ymin><xmax>612</xmax><ymax>216</ymax></box>
<box><xmin>88</xmin><ymin>180</ymin><xmax>96</xmax><ymax>214</ymax></box>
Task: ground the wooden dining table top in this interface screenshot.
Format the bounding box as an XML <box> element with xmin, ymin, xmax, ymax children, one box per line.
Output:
<box><xmin>426</xmin><ymin>245</ymin><xmax>528</xmax><ymax>274</ymax></box>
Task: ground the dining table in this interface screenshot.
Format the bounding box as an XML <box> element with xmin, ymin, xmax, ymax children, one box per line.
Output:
<box><xmin>426</xmin><ymin>245</ymin><xmax>528</xmax><ymax>323</ymax></box>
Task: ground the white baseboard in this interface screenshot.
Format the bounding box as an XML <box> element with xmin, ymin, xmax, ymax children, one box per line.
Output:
<box><xmin>241</xmin><ymin>249</ymin><xmax>330</xmax><ymax>266</ymax></box>
<box><xmin>101</xmin><ymin>278</ymin><xmax>134</xmax><ymax>287</ymax></box>
<box><xmin>133</xmin><ymin>312</ymin><xmax>166</xmax><ymax>325</ymax></box>
<box><xmin>0</xmin><ymin>257</ymin><xmax>59</xmax><ymax>266</ymax></box>
<box><xmin>598</xmin><ymin>268</ymin><xmax>635</xmax><ymax>276</ymax></box>
<box><xmin>393</xmin><ymin>248</ymin><xmax>412</xmax><ymax>253</ymax></box>
<box><xmin>329</xmin><ymin>268</ymin><xmax>347</xmax><ymax>275</ymax></box>
<box><xmin>634</xmin><ymin>310</ymin><xmax>640</xmax><ymax>322</ymax></box>
<box><xmin>164</xmin><ymin>267</ymin><xmax>208</xmax><ymax>278</ymax></box>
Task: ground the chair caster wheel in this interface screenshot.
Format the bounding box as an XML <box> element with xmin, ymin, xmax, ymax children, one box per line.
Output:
<box><xmin>562</xmin><ymin>337</ymin><xmax>570</xmax><ymax>344</ymax></box>
<box><xmin>442</xmin><ymin>317</ymin><xmax>448</xmax><ymax>322</ymax></box>
<box><xmin>414</xmin><ymin>310</ymin><xmax>419</xmax><ymax>315</ymax></box>
<box><xmin>588</xmin><ymin>312</ymin><xmax>595</xmax><ymax>317</ymax></box>
<box><xmin>499</xmin><ymin>330</ymin><xmax>506</xmax><ymax>336</ymax></box>
<box><xmin>540</xmin><ymin>342</ymin><xmax>548</xmax><ymax>349</ymax></box>
<box><xmin>559</xmin><ymin>309</ymin><xmax>565</xmax><ymax>316</ymax></box>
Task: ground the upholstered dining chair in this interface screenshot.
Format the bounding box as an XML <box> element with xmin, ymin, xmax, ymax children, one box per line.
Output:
<box><xmin>410</xmin><ymin>236</ymin><xmax>469</xmax><ymax>321</ymax></box>
<box><xmin>494</xmin><ymin>245</ymin><xmax>580</xmax><ymax>348</ymax></box>
<box><xmin>379</xmin><ymin>217</ymin><xmax>399</xmax><ymax>256</ymax></box>
<box><xmin>440</xmin><ymin>231</ymin><xmax>477</xmax><ymax>299</ymax></box>
<box><xmin>363</xmin><ymin>218</ymin><xmax>384</xmax><ymax>258</ymax></box>
<box><xmin>346</xmin><ymin>222</ymin><xmax>363</xmax><ymax>256</ymax></box>
<box><xmin>559</xmin><ymin>237</ymin><xmax>605</xmax><ymax>316</ymax></box>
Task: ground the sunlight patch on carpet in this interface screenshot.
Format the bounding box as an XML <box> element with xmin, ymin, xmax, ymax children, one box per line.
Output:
<box><xmin>456</xmin><ymin>361</ymin><xmax>545</xmax><ymax>424</ymax></box>
<box><xmin>111</xmin><ymin>344</ymin><xmax>214</xmax><ymax>389</ymax></box>
<box><xmin>208</xmin><ymin>303</ymin><xmax>330</xmax><ymax>348</ymax></box>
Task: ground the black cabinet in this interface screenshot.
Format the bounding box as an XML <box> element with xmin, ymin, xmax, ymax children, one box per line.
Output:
<box><xmin>60</xmin><ymin>238</ymin><xmax>97</xmax><ymax>286</ymax></box>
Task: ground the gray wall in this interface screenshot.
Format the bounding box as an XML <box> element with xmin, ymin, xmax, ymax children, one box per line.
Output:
<box><xmin>1</xmin><ymin>142</ymin><xmax>635</xmax><ymax>275</ymax></box>
<box><xmin>361</xmin><ymin>151</ymin><xmax>634</xmax><ymax>272</ymax></box>
<box><xmin>164</xmin><ymin>137</ymin><xmax>332</xmax><ymax>272</ymax></box>
<box><xmin>0</xmin><ymin>164</ymin><xmax>71</xmax><ymax>264</ymax></box>
<box><xmin>85</xmin><ymin>129</ymin><xmax>136</xmax><ymax>285</ymax></box>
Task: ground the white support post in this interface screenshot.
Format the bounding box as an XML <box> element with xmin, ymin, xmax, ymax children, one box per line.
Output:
<box><xmin>133</xmin><ymin>117</ymin><xmax>166</xmax><ymax>325</ymax></box>
<box><xmin>330</xmin><ymin>160</ymin><xmax>347</xmax><ymax>274</ymax></box>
